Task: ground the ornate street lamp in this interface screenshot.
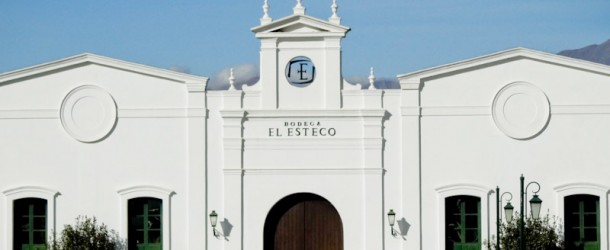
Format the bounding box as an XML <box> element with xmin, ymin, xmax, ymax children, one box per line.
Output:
<box><xmin>504</xmin><ymin>201</ymin><xmax>514</xmax><ymax>223</ymax></box>
<box><xmin>496</xmin><ymin>188</ymin><xmax>513</xmax><ymax>250</ymax></box>
<box><xmin>496</xmin><ymin>175</ymin><xmax>542</xmax><ymax>250</ymax></box>
<box><xmin>520</xmin><ymin>175</ymin><xmax>542</xmax><ymax>250</ymax></box>
<box><xmin>529</xmin><ymin>194</ymin><xmax>542</xmax><ymax>219</ymax></box>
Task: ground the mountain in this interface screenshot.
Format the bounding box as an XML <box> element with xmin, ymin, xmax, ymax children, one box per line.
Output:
<box><xmin>558</xmin><ymin>39</ymin><xmax>610</xmax><ymax>66</ymax></box>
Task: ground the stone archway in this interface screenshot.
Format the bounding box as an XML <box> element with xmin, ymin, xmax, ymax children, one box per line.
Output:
<box><xmin>264</xmin><ymin>193</ymin><xmax>343</xmax><ymax>250</ymax></box>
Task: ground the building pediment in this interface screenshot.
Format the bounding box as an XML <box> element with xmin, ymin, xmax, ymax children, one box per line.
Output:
<box><xmin>252</xmin><ymin>15</ymin><xmax>350</xmax><ymax>38</ymax></box>
<box><xmin>0</xmin><ymin>53</ymin><xmax>208</xmax><ymax>90</ymax></box>
<box><xmin>398</xmin><ymin>48</ymin><xmax>610</xmax><ymax>90</ymax></box>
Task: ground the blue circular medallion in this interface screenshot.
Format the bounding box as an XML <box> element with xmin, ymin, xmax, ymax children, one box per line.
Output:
<box><xmin>285</xmin><ymin>56</ymin><xmax>315</xmax><ymax>87</ymax></box>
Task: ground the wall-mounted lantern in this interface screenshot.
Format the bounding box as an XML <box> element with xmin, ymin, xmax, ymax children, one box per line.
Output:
<box><xmin>209</xmin><ymin>210</ymin><xmax>218</xmax><ymax>237</ymax></box>
<box><xmin>387</xmin><ymin>209</ymin><xmax>397</xmax><ymax>236</ymax></box>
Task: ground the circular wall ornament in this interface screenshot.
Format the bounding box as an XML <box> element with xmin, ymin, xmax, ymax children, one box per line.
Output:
<box><xmin>492</xmin><ymin>82</ymin><xmax>550</xmax><ymax>140</ymax></box>
<box><xmin>60</xmin><ymin>85</ymin><xmax>117</xmax><ymax>142</ymax></box>
<box><xmin>285</xmin><ymin>56</ymin><xmax>316</xmax><ymax>87</ymax></box>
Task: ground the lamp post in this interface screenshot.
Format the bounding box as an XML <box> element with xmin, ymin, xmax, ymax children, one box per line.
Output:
<box><xmin>495</xmin><ymin>187</ymin><xmax>513</xmax><ymax>250</ymax></box>
<box><xmin>496</xmin><ymin>175</ymin><xmax>542</xmax><ymax>250</ymax></box>
<box><xmin>520</xmin><ymin>175</ymin><xmax>541</xmax><ymax>250</ymax></box>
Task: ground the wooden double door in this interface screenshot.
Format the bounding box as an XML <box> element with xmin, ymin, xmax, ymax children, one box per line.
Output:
<box><xmin>264</xmin><ymin>193</ymin><xmax>343</xmax><ymax>250</ymax></box>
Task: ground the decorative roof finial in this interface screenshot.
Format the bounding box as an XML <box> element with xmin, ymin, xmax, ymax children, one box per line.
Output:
<box><xmin>368</xmin><ymin>67</ymin><xmax>376</xmax><ymax>90</ymax></box>
<box><xmin>261</xmin><ymin>0</ymin><xmax>272</xmax><ymax>25</ymax></box>
<box><xmin>294</xmin><ymin>0</ymin><xmax>306</xmax><ymax>15</ymax></box>
<box><xmin>228</xmin><ymin>68</ymin><xmax>236</xmax><ymax>91</ymax></box>
<box><xmin>329</xmin><ymin>0</ymin><xmax>341</xmax><ymax>24</ymax></box>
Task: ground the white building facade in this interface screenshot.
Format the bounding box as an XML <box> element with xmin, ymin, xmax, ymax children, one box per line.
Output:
<box><xmin>2</xmin><ymin>2</ymin><xmax>610</xmax><ymax>250</ymax></box>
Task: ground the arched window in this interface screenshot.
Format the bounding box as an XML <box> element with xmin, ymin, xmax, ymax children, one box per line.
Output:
<box><xmin>445</xmin><ymin>195</ymin><xmax>481</xmax><ymax>250</ymax></box>
<box><xmin>564</xmin><ymin>195</ymin><xmax>600</xmax><ymax>250</ymax></box>
<box><xmin>128</xmin><ymin>197</ymin><xmax>163</xmax><ymax>250</ymax></box>
<box><xmin>3</xmin><ymin>186</ymin><xmax>58</xmax><ymax>250</ymax></box>
<box><xmin>555</xmin><ymin>182</ymin><xmax>609</xmax><ymax>249</ymax></box>
<box><xmin>13</xmin><ymin>198</ymin><xmax>47</xmax><ymax>250</ymax></box>
<box><xmin>118</xmin><ymin>185</ymin><xmax>173</xmax><ymax>250</ymax></box>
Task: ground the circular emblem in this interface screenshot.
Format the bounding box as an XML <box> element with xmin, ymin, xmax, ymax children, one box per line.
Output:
<box><xmin>60</xmin><ymin>85</ymin><xmax>117</xmax><ymax>142</ymax></box>
<box><xmin>285</xmin><ymin>56</ymin><xmax>315</xmax><ymax>87</ymax></box>
<box><xmin>492</xmin><ymin>82</ymin><xmax>550</xmax><ymax>140</ymax></box>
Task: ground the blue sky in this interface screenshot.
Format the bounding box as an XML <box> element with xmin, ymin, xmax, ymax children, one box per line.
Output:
<box><xmin>1</xmin><ymin>0</ymin><xmax>609</xmax><ymax>86</ymax></box>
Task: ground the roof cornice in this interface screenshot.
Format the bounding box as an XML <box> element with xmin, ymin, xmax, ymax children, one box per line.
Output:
<box><xmin>251</xmin><ymin>14</ymin><xmax>350</xmax><ymax>36</ymax></box>
<box><xmin>398</xmin><ymin>48</ymin><xmax>610</xmax><ymax>89</ymax></box>
<box><xmin>0</xmin><ymin>53</ymin><xmax>208</xmax><ymax>86</ymax></box>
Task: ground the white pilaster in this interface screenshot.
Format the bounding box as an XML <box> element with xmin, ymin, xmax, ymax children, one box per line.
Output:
<box><xmin>186</xmin><ymin>81</ymin><xmax>207</xmax><ymax>249</ymax></box>
<box><xmin>362</xmin><ymin>108</ymin><xmax>385</xmax><ymax>249</ymax></box>
<box><xmin>260</xmin><ymin>38</ymin><xmax>279</xmax><ymax>109</ymax></box>
<box><xmin>220</xmin><ymin>89</ymin><xmax>245</xmax><ymax>250</ymax></box>
<box><xmin>324</xmin><ymin>37</ymin><xmax>343</xmax><ymax>109</ymax></box>
<box><xmin>400</xmin><ymin>79</ymin><xmax>422</xmax><ymax>250</ymax></box>
<box><xmin>220</xmin><ymin>108</ymin><xmax>245</xmax><ymax>250</ymax></box>
<box><xmin>363</xmin><ymin>170</ymin><xmax>384</xmax><ymax>249</ymax></box>
<box><xmin>362</xmin><ymin>110</ymin><xmax>384</xmax><ymax>169</ymax></box>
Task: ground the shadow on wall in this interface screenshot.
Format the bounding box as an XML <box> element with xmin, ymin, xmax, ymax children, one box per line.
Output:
<box><xmin>397</xmin><ymin>217</ymin><xmax>410</xmax><ymax>240</ymax></box>
<box><xmin>220</xmin><ymin>218</ymin><xmax>234</xmax><ymax>241</ymax></box>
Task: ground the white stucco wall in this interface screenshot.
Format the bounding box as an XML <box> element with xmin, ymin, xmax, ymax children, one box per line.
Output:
<box><xmin>416</xmin><ymin>58</ymin><xmax>610</xmax><ymax>249</ymax></box>
<box><xmin>0</xmin><ymin>60</ymin><xmax>206</xmax><ymax>250</ymax></box>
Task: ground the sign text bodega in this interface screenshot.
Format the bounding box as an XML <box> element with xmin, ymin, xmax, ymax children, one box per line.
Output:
<box><xmin>269</xmin><ymin>121</ymin><xmax>337</xmax><ymax>137</ymax></box>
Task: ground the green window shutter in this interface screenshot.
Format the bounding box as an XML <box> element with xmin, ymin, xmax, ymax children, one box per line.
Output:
<box><xmin>129</xmin><ymin>198</ymin><xmax>163</xmax><ymax>250</ymax></box>
<box><xmin>13</xmin><ymin>198</ymin><xmax>47</xmax><ymax>250</ymax></box>
<box><xmin>445</xmin><ymin>196</ymin><xmax>481</xmax><ymax>250</ymax></box>
<box><xmin>565</xmin><ymin>195</ymin><xmax>600</xmax><ymax>250</ymax></box>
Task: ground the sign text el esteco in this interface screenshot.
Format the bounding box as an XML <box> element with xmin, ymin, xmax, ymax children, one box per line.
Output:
<box><xmin>268</xmin><ymin>121</ymin><xmax>336</xmax><ymax>137</ymax></box>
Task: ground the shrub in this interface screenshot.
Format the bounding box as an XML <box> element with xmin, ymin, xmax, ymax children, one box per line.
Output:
<box><xmin>489</xmin><ymin>213</ymin><xmax>564</xmax><ymax>250</ymax></box>
<box><xmin>50</xmin><ymin>216</ymin><xmax>124</xmax><ymax>250</ymax></box>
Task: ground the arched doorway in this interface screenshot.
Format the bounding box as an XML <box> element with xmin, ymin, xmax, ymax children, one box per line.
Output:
<box><xmin>264</xmin><ymin>193</ymin><xmax>343</xmax><ymax>250</ymax></box>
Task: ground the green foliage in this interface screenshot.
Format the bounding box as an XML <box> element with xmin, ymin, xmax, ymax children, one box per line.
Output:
<box><xmin>489</xmin><ymin>213</ymin><xmax>564</xmax><ymax>250</ymax></box>
<box><xmin>49</xmin><ymin>216</ymin><xmax>124</xmax><ymax>250</ymax></box>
